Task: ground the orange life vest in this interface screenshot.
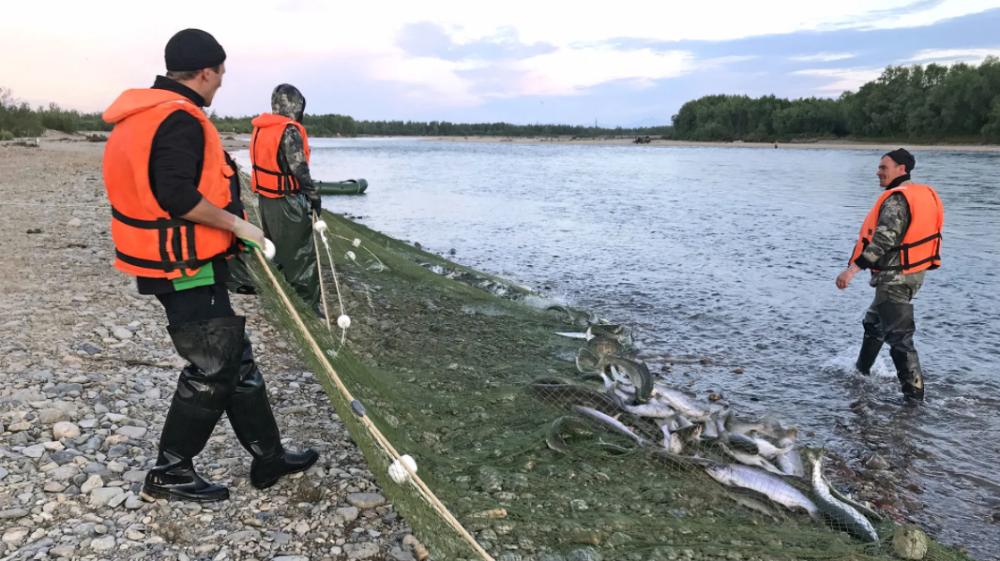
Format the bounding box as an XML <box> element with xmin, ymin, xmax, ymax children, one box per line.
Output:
<box><xmin>850</xmin><ymin>182</ymin><xmax>943</xmax><ymax>273</ymax></box>
<box><xmin>249</xmin><ymin>113</ymin><xmax>310</xmax><ymax>198</ymax></box>
<box><xmin>102</xmin><ymin>89</ymin><xmax>236</xmax><ymax>279</ymax></box>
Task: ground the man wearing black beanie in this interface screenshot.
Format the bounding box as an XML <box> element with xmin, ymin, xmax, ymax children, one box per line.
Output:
<box><xmin>836</xmin><ymin>148</ymin><xmax>944</xmax><ymax>401</ymax></box>
<box><xmin>100</xmin><ymin>28</ymin><xmax>318</xmax><ymax>502</ymax></box>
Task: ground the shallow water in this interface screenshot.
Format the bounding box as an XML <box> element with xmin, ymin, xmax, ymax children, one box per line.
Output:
<box><xmin>235</xmin><ymin>138</ymin><xmax>1000</xmax><ymax>559</ymax></box>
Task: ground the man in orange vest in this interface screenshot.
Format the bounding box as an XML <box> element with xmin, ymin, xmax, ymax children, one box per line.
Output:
<box><xmin>101</xmin><ymin>29</ymin><xmax>318</xmax><ymax>502</ymax></box>
<box><xmin>836</xmin><ymin>149</ymin><xmax>943</xmax><ymax>401</ymax></box>
<box><xmin>249</xmin><ymin>85</ymin><xmax>323</xmax><ymax>315</ymax></box>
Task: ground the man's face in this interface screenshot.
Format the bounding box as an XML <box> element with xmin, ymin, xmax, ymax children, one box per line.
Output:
<box><xmin>877</xmin><ymin>155</ymin><xmax>906</xmax><ymax>188</ymax></box>
<box><xmin>201</xmin><ymin>63</ymin><xmax>226</xmax><ymax>107</ymax></box>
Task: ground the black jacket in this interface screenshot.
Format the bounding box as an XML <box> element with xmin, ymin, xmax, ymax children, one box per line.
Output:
<box><xmin>135</xmin><ymin>76</ymin><xmax>241</xmax><ymax>294</ymax></box>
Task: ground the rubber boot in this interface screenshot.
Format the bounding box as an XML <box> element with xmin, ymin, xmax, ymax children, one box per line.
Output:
<box><xmin>890</xmin><ymin>348</ymin><xmax>925</xmax><ymax>401</ymax></box>
<box><xmin>877</xmin><ymin>301</ymin><xmax>924</xmax><ymax>401</ymax></box>
<box><xmin>143</xmin><ymin>317</ymin><xmax>247</xmax><ymax>502</ymax></box>
<box><xmin>227</xmin><ymin>342</ymin><xmax>319</xmax><ymax>489</ymax></box>
<box><xmin>855</xmin><ymin>310</ymin><xmax>884</xmax><ymax>375</ymax></box>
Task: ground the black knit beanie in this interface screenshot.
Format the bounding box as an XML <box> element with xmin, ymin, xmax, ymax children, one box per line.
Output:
<box><xmin>165</xmin><ymin>29</ymin><xmax>227</xmax><ymax>72</ymax></box>
<box><xmin>884</xmin><ymin>148</ymin><xmax>916</xmax><ymax>173</ymax></box>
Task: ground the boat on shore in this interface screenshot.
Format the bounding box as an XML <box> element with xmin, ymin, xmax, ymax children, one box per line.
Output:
<box><xmin>316</xmin><ymin>178</ymin><xmax>368</xmax><ymax>195</ymax></box>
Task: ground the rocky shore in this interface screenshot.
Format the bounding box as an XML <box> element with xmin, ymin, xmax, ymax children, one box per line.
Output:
<box><xmin>0</xmin><ymin>140</ymin><xmax>416</xmax><ymax>560</ymax></box>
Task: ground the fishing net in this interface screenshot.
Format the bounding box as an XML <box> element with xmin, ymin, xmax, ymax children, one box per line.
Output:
<box><xmin>237</xmin><ymin>172</ymin><xmax>974</xmax><ymax>561</ymax></box>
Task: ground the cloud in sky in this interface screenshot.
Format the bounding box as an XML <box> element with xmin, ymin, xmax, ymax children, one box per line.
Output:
<box><xmin>1</xmin><ymin>0</ymin><xmax>999</xmax><ymax>126</ymax></box>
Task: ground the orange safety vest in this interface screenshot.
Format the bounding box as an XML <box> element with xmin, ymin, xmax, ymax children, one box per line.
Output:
<box><xmin>850</xmin><ymin>182</ymin><xmax>944</xmax><ymax>273</ymax></box>
<box><xmin>249</xmin><ymin>113</ymin><xmax>310</xmax><ymax>198</ymax></box>
<box><xmin>102</xmin><ymin>89</ymin><xmax>236</xmax><ymax>279</ymax></box>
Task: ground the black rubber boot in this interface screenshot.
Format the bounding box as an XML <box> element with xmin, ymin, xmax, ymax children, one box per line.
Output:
<box><xmin>855</xmin><ymin>311</ymin><xmax>884</xmax><ymax>375</ymax></box>
<box><xmin>227</xmin><ymin>342</ymin><xmax>319</xmax><ymax>489</ymax></box>
<box><xmin>890</xmin><ymin>348</ymin><xmax>925</xmax><ymax>400</ymax></box>
<box><xmin>143</xmin><ymin>317</ymin><xmax>247</xmax><ymax>502</ymax></box>
<box><xmin>877</xmin><ymin>301</ymin><xmax>924</xmax><ymax>401</ymax></box>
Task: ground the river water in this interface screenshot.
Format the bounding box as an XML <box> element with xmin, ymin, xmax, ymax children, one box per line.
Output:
<box><xmin>236</xmin><ymin>138</ymin><xmax>1000</xmax><ymax>559</ymax></box>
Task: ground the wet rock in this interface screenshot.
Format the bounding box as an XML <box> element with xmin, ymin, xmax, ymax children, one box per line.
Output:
<box><xmin>53</xmin><ymin>421</ymin><xmax>81</xmax><ymax>439</ymax></box>
<box><xmin>893</xmin><ymin>525</ymin><xmax>929</xmax><ymax>560</ymax></box>
<box><xmin>347</xmin><ymin>493</ymin><xmax>385</xmax><ymax>509</ymax></box>
<box><xmin>865</xmin><ymin>454</ymin><xmax>891</xmax><ymax>471</ymax></box>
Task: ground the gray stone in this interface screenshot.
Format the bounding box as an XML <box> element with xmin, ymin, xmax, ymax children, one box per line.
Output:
<box><xmin>567</xmin><ymin>548</ymin><xmax>603</xmax><ymax>561</ymax></box>
<box><xmin>53</xmin><ymin>422</ymin><xmax>81</xmax><ymax>439</ymax></box>
<box><xmin>344</xmin><ymin>542</ymin><xmax>380</xmax><ymax>560</ymax></box>
<box><xmin>81</xmin><ymin>342</ymin><xmax>102</xmax><ymax>355</ymax></box>
<box><xmin>0</xmin><ymin>467</ymin><xmax>7</xmax><ymax>480</ymax></box>
<box><xmin>89</xmin><ymin>487</ymin><xmax>124</xmax><ymax>508</ymax></box>
<box><xmin>38</xmin><ymin>408</ymin><xmax>71</xmax><ymax>424</ymax></box>
<box><xmin>108</xmin><ymin>491</ymin><xmax>130</xmax><ymax>508</ymax></box>
<box><xmin>123</xmin><ymin>470</ymin><xmax>147</xmax><ymax>483</ymax></box>
<box><xmin>388</xmin><ymin>546</ymin><xmax>416</xmax><ymax>561</ymax></box>
<box><xmin>113</xmin><ymin>327</ymin><xmax>133</xmax><ymax>340</ymax></box>
<box><xmin>346</xmin><ymin>493</ymin><xmax>385</xmax><ymax>509</ymax></box>
<box><xmin>116</xmin><ymin>426</ymin><xmax>147</xmax><ymax>439</ymax></box>
<box><xmin>336</xmin><ymin>506</ymin><xmax>360</xmax><ymax>523</ymax></box>
<box><xmin>50</xmin><ymin>449</ymin><xmax>83</xmax><ymax>465</ymax></box>
<box><xmin>0</xmin><ymin>509</ymin><xmax>29</xmax><ymax>520</ymax></box>
<box><xmin>44</xmin><ymin>481</ymin><xmax>67</xmax><ymax>493</ymax></box>
<box><xmin>22</xmin><ymin>445</ymin><xmax>45</xmax><ymax>459</ymax></box>
<box><xmin>271</xmin><ymin>532</ymin><xmax>291</xmax><ymax>545</ymax></box>
<box><xmin>272</xmin><ymin>557</ymin><xmax>309</xmax><ymax>561</ymax></box>
<box><xmin>125</xmin><ymin>495</ymin><xmax>144</xmax><ymax>510</ymax></box>
<box><xmin>228</xmin><ymin>529</ymin><xmax>261</xmax><ymax>541</ymax></box>
<box><xmin>1</xmin><ymin>527</ymin><xmax>28</xmax><ymax>544</ymax></box>
<box><xmin>90</xmin><ymin>535</ymin><xmax>116</xmax><ymax>551</ymax></box>
<box><xmin>107</xmin><ymin>444</ymin><xmax>128</xmax><ymax>458</ymax></box>
<box><xmin>81</xmin><ymin>474</ymin><xmax>104</xmax><ymax>493</ymax></box>
<box><xmin>51</xmin><ymin>545</ymin><xmax>76</xmax><ymax>557</ymax></box>
<box><xmin>49</xmin><ymin>464</ymin><xmax>80</xmax><ymax>481</ymax></box>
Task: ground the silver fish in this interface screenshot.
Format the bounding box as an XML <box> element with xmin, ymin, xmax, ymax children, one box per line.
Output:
<box><xmin>572</xmin><ymin>405</ymin><xmax>649</xmax><ymax>446</ymax></box>
<box><xmin>807</xmin><ymin>451</ymin><xmax>879</xmax><ymax>543</ymax></box>
<box><xmin>701</xmin><ymin>460</ymin><xmax>818</xmax><ymax>520</ymax></box>
<box><xmin>748</xmin><ymin>434</ymin><xmax>792</xmax><ymax>460</ymax></box>
<box><xmin>823</xmin><ymin>475</ymin><xmax>883</xmax><ymax>523</ymax></box>
<box><xmin>776</xmin><ymin>436</ymin><xmax>804</xmax><ymax>477</ymax></box>
<box><xmin>717</xmin><ymin>442</ymin><xmax>786</xmax><ymax>476</ymax></box>
<box><xmin>701</xmin><ymin>418</ymin><xmax>721</xmax><ymax>439</ymax></box>
<box><xmin>724</xmin><ymin>433</ymin><xmax>760</xmax><ymax>455</ymax></box>
<box><xmin>654</xmin><ymin>386</ymin><xmax>712</xmax><ymax>420</ymax></box>
<box><xmin>605</xmin><ymin>357</ymin><xmax>653</xmax><ymax>404</ymax></box>
<box><xmin>625</xmin><ymin>399</ymin><xmax>675</xmax><ymax>419</ymax></box>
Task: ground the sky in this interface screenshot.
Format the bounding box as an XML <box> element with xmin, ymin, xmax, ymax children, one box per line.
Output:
<box><xmin>2</xmin><ymin>0</ymin><xmax>999</xmax><ymax>127</ymax></box>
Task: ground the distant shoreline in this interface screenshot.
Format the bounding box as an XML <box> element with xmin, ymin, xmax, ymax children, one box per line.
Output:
<box><xmin>416</xmin><ymin>135</ymin><xmax>1000</xmax><ymax>152</ymax></box>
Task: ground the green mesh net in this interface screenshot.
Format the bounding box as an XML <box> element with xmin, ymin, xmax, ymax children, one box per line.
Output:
<box><xmin>237</xmin><ymin>173</ymin><xmax>973</xmax><ymax>561</ymax></box>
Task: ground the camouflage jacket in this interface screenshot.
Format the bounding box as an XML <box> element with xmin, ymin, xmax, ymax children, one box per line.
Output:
<box><xmin>855</xmin><ymin>180</ymin><xmax>925</xmax><ymax>288</ymax></box>
<box><xmin>276</xmin><ymin>126</ymin><xmax>318</xmax><ymax>200</ymax></box>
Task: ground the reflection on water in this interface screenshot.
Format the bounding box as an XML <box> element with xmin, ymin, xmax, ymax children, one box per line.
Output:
<box><xmin>235</xmin><ymin>139</ymin><xmax>1000</xmax><ymax>559</ymax></box>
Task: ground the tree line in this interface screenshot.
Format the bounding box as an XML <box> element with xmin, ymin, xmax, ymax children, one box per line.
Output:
<box><xmin>5</xmin><ymin>57</ymin><xmax>1000</xmax><ymax>142</ymax></box>
<box><xmin>670</xmin><ymin>57</ymin><xmax>1000</xmax><ymax>142</ymax></box>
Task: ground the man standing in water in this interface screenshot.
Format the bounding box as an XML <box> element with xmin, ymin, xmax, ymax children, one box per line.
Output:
<box><xmin>101</xmin><ymin>29</ymin><xmax>318</xmax><ymax>501</ymax></box>
<box><xmin>248</xmin><ymin>85</ymin><xmax>323</xmax><ymax>316</ymax></box>
<box><xmin>835</xmin><ymin>149</ymin><xmax>944</xmax><ymax>400</ymax></box>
